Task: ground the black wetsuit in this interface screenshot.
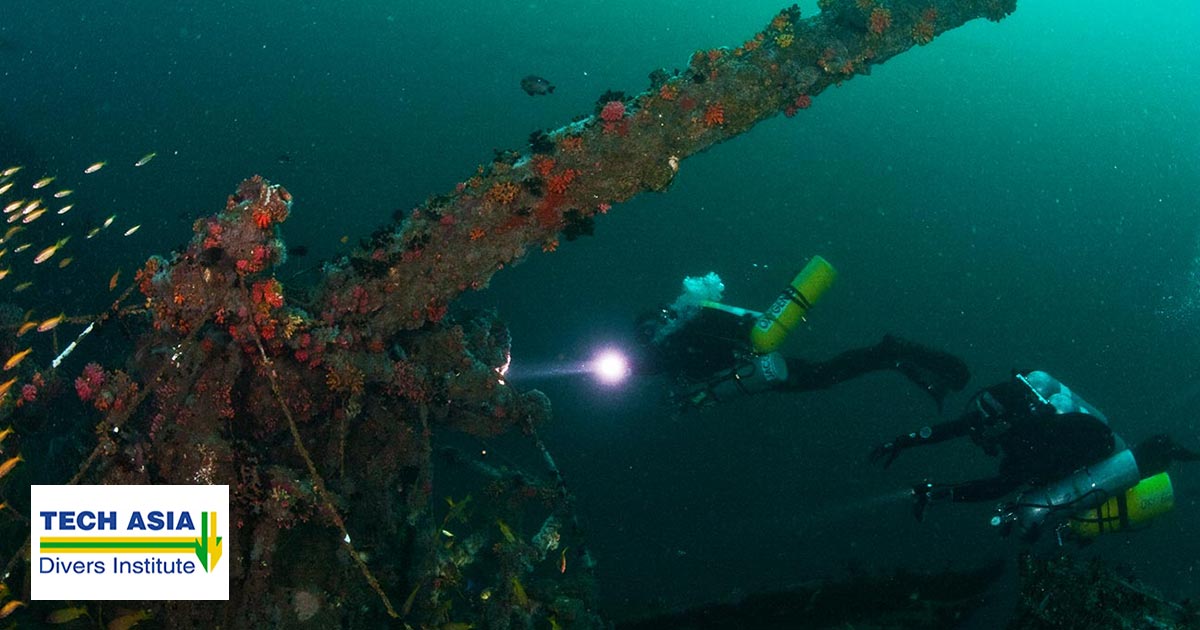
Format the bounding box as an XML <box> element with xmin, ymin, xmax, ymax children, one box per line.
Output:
<box><xmin>884</xmin><ymin>376</ymin><xmax>1199</xmax><ymax>503</ymax></box>
<box><xmin>635</xmin><ymin>307</ymin><xmax>969</xmax><ymax>406</ymax></box>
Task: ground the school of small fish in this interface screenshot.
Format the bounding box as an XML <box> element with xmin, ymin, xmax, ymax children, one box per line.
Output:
<box><xmin>0</xmin><ymin>153</ymin><xmax>161</xmax><ymax>405</ymax></box>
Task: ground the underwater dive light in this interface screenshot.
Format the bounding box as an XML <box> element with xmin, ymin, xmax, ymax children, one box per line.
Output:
<box><xmin>590</xmin><ymin>349</ymin><xmax>631</xmax><ymax>385</ymax></box>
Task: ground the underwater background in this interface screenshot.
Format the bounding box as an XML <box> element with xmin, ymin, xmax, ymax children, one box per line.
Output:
<box><xmin>1</xmin><ymin>0</ymin><xmax>1197</xmax><ymax>624</ymax></box>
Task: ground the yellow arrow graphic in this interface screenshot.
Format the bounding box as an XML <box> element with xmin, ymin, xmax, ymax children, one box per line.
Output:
<box><xmin>193</xmin><ymin>511</ymin><xmax>223</xmax><ymax>572</ymax></box>
<box><xmin>207</xmin><ymin>511</ymin><xmax>222</xmax><ymax>572</ymax></box>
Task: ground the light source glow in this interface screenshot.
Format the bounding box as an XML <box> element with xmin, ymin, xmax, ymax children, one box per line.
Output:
<box><xmin>591</xmin><ymin>349</ymin><xmax>630</xmax><ymax>385</ymax></box>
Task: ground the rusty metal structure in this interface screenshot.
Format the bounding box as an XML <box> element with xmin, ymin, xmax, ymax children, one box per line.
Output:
<box><xmin>0</xmin><ymin>1</ymin><xmax>1022</xmax><ymax>627</ymax></box>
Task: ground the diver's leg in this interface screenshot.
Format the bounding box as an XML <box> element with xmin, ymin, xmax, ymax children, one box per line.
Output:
<box><xmin>1133</xmin><ymin>434</ymin><xmax>1200</xmax><ymax>476</ymax></box>
<box><xmin>782</xmin><ymin>336</ymin><xmax>969</xmax><ymax>409</ymax></box>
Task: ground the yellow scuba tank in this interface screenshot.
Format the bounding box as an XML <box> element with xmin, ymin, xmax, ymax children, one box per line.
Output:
<box><xmin>1068</xmin><ymin>472</ymin><xmax>1175</xmax><ymax>538</ymax></box>
<box><xmin>750</xmin><ymin>256</ymin><xmax>837</xmax><ymax>354</ymax></box>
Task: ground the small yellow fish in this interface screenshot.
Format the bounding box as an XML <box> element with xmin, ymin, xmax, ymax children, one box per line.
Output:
<box><xmin>340</xmin><ymin>235</ymin><xmax>349</xmax><ymax>244</ymax></box>
<box><xmin>496</xmin><ymin>519</ymin><xmax>516</xmax><ymax>543</ymax></box>
<box><xmin>0</xmin><ymin>599</ymin><xmax>25</xmax><ymax>620</ymax></box>
<box><xmin>6</xmin><ymin>212</ymin><xmax>22</xmax><ymax>225</ymax></box>
<box><xmin>510</xmin><ymin>576</ymin><xmax>529</xmax><ymax>608</ymax></box>
<box><xmin>84</xmin><ymin>161</ymin><xmax>107</xmax><ymax>174</ymax></box>
<box><xmin>107</xmin><ymin>609</ymin><xmax>151</xmax><ymax>630</ymax></box>
<box><xmin>0</xmin><ymin>454</ymin><xmax>22</xmax><ymax>481</ymax></box>
<box><xmin>109</xmin><ymin>269</ymin><xmax>121</xmax><ymax>291</ymax></box>
<box><xmin>0</xmin><ymin>379</ymin><xmax>16</xmax><ymax>398</ymax></box>
<box><xmin>13</xmin><ymin>281</ymin><xmax>32</xmax><ymax>293</ymax></box>
<box><xmin>21</xmin><ymin>199</ymin><xmax>40</xmax><ymax>214</ymax></box>
<box><xmin>34</xmin><ymin>236</ymin><xmax>70</xmax><ymax>264</ymax></box>
<box><xmin>135</xmin><ymin>152</ymin><xmax>157</xmax><ymax>167</ymax></box>
<box><xmin>16</xmin><ymin>322</ymin><xmax>37</xmax><ymax>337</ymax></box>
<box><xmin>4</xmin><ymin>226</ymin><xmax>24</xmax><ymax>240</ymax></box>
<box><xmin>0</xmin><ymin>166</ymin><xmax>21</xmax><ymax>177</ymax></box>
<box><xmin>22</xmin><ymin>207</ymin><xmax>47</xmax><ymax>224</ymax></box>
<box><xmin>124</xmin><ymin>224</ymin><xmax>141</xmax><ymax>237</ymax></box>
<box><xmin>0</xmin><ymin>426</ymin><xmax>12</xmax><ymax>443</ymax></box>
<box><xmin>3</xmin><ymin>348</ymin><xmax>31</xmax><ymax>370</ymax></box>
<box><xmin>103</xmin><ymin>214</ymin><xmax>116</xmax><ymax>228</ymax></box>
<box><xmin>0</xmin><ymin>182</ymin><xmax>11</xmax><ymax>195</ymax></box>
<box><xmin>58</xmin><ymin>256</ymin><xmax>73</xmax><ymax>268</ymax></box>
<box><xmin>32</xmin><ymin>176</ymin><xmax>54</xmax><ymax>189</ymax></box>
<box><xmin>57</xmin><ymin>203</ymin><xmax>73</xmax><ymax>215</ymax></box>
<box><xmin>0</xmin><ymin>269</ymin><xmax>8</xmax><ymax>281</ymax></box>
<box><xmin>86</xmin><ymin>226</ymin><xmax>101</xmax><ymax>239</ymax></box>
<box><xmin>38</xmin><ymin>313</ymin><xmax>66</xmax><ymax>332</ymax></box>
<box><xmin>53</xmin><ymin>189</ymin><xmax>73</xmax><ymax>199</ymax></box>
<box><xmin>2</xmin><ymin>200</ymin><xmax>21</xmax><ymax>213</ymax></box>
<box><xmin>46</xmin><ymin>605</ymin><xmax>89</xmax><ymax>624</ymax></box>
<box><xmin>14</xmin><ymin>243</ymin><xmax>31</xmax><ymax>253</ymax></box>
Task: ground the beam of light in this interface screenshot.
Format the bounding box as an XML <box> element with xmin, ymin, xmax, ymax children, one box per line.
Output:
<box><xmin>803</xmin><ymin>487</ymin><xmax>917</xmax><ymax>524</ymax></box>
<box><xmin>505</xmin><ymin>347</ymin><xmax>633</xmax><ymax>386</ymax></box>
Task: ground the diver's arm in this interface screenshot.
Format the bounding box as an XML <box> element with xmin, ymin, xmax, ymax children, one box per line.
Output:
<box><xmin>869</xmin><ymin>417</ymin><xmax>971</xmax><ymax>468</ymax></box>
<box><xmin>929</xmin><ymin>476</ymin><xmax>1022</xmax><ymax>503</ymax></box>
<box><xmin>679</xmin><ymin>352</ymin><xmax>789</xmax><ymax>408</ymax></box>
<box><xmin>911</xmin><ymin>475</ymin><xmax>1022</xmax><ymax>521</ymax></box>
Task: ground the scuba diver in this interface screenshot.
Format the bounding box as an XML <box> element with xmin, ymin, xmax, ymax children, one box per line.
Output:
<box><xmin>870</xmin><ymin>370</ymin><xmax>1200</xmax><ymax>542</ymax></box>
<box><xmin>634</xmin><ymin>257</ymin><xmax>970</xmax><ymax>411</ymax></box>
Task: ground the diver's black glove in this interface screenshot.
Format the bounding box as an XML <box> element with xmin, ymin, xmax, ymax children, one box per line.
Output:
<box><xmin>911</xmin><ymin>481</ymin><xmax>954</xmax><ymax>522</ymax></box>
<box><xmin>869</xmin><ymin>441</ymin><xmax>904</xmax><ymax>468</ymax></box>
<box><xmin>675</xmin><ymin>382</ymin><xmax>717</xmax><ymax>411</ymax></box>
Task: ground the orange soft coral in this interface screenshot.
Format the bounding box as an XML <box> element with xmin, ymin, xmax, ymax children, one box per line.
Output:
<box><xmin>558</xmin><ymin>135</ymin><xmax>583</xmax><ymax>152</ymax></box>
<box><xmin>913</xmin><ymin>7</ymin><xmax>937</xmax><ymax>44</ymax></box>
<box><xmin>703</xmin><ymin>103</ymin><xmax>725</xmax><ymax>127</ymax></box>
<box><xmin>253</xmin><ymin>207</ymin><xmax>273</xmax><ymax>229</ymax></box>
<box><xmin>546</xmin><ymin>169</ymin><xmax>578</xmax><ymax>195</ymax></box>
<box><xmin>868</xmin><ymin>7</ymin><xmax>891</xmax><ymax>35</ymax></box>
<box><xmin>533</xmin><ymin>156</ymin><xmax>556</xmax><ymax>177</ymax></box>
<box><xmin>484</xmin><ymin>181</ymin><xmax>520</xmax><ymax>205</ymax></box>
<box><xmin>251</xmin><ymin>279</ymin><xmax>284</xmax><ymax>309</ymax></box>
<box><xmin>912</xmin><ymin>20</ymin><xmax>934</xmax><ymax>44</ymax></box>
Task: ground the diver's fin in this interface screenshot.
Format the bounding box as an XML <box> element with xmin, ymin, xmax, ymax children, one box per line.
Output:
<box><xmin>880</xmin><ymin>335</ymin><xmax>969</xmax><ymax>411</ymax></box>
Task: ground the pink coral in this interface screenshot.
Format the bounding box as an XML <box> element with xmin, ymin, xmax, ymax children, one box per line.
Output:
<box><xmin>252</xmin><ymin>279</ymin><xmax>285</xmax><ymax>309</ymax></box>
<box><xmin>20</xmin><ymin>384</ymin><xmax>36</xmax><ymax>403</ymax></box>
<box><xmin>600</xmin><ymin>100</ymin><xmax>626</xmax><ymax>122</ymax></box>
<box><xmin>75</xmin><ymin>362</ymin><xmax>106</xmax><ymax>401</ymax></box>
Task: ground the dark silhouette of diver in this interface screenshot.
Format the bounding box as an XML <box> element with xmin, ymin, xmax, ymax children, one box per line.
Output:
<box><xmin>870</xmin><ymin>370</ymin><xmax>1199</xmax><ymax>540</ymax></box>
<box><xmin>634</xmin><ymin>305</ymin><xmax>970</xmax><ymax>410</ymax></box>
